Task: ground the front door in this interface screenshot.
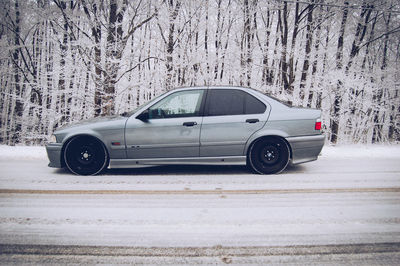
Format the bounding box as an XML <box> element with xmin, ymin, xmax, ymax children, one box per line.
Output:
<box><xmin>125</xmin><ymin>89</ymin><xmax>205</xmax><ymax>159</ymax></box>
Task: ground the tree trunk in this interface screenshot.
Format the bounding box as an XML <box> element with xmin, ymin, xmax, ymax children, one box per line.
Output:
<box><xmin>11</xmin><ymin>0</ymin><xmax>23</xmax><ymax>144</ymax></box>
<box><xmin>260</xmin><ymin>9</ymin><xmax>273</xmax><ymax>85</ymax></box>
<box><xmin>56</xmin><ymin>0</ymin><xmax>68</xmax><ymax>124</ymax></box>
<box><xmin>82</xmin><ymin>2</ymin><xmax>103</xmax><ymax>116</ymax></box>
<box><xmin>213</xmin><ymin>0</ymin><xmax>222</xmax><ymax>80</ymax></box>
<box><xmin>372</xmin><ymin>10</ymin><xmax>391</xmax><ymax>143</ymax></box>
<box><xmin>288</xmin><ymin>2</ymin><xmax>300</xmax><ymax>94</ymax></box>
<box><xmin>103</xmin><ymin>0</ymin><xmax>118</xmax><ymax>116</ymax></box>
<box><xmin>330</xmin><ymin>1</ymin><xmax>349</xmax><ymax>144</ymax></box>
<box><xmin>164</xmin><ymin>0</ymin><xmax>181</xmax><ymax>91</ymax></box>
<box><xmin>299</xmin><ymin>2</ymin><xmax>314</xmax><ymax>104</ymax></box>
<box><xmin>307</xmin><ymin>3</ymin><xmax>322</xmax><ymax>108</ymax></box>
<box><xmin>240</xmin><ymin>0</ymin><xmax>254</xmax><ymax>87</ymax></box>
<box><xmin>278</xmin><ymin>2</ymin><xmax>289</xmax><ymax>93</ymax></box>
<box><xmin>345</xmin><ymin>4</ymin><xmax>373</xmax><ymax>73</ymax></box>
<box><xmin>219</xmin><ymin>1</ymin><xmax>233</xmax><ymax>82</ymax></box>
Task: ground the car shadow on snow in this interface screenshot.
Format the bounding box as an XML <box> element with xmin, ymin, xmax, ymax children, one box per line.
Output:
<box><xmin>104</xmin><ymin>165</ymin><xmax>251</xmax><ymax>176</ymax></box>
<box><xmin>54</xmin><ymin>163</ymin><xmax>306</xmax><ymax>176</ymax></box>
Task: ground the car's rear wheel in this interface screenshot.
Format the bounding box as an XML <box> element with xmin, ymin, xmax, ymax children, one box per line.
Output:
<box><xmin>248</xmin><ymin>137</ymin><xmax>290</xmax><ymax>174</ymax></box>
<box><xmin>64</xmin><ymin>136</ymin><xmax>108</xmax><ymax>175</ymax></box>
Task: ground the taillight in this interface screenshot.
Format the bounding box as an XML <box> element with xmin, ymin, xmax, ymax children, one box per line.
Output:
<box><xmin>315</xmin><ymin>119</ymin><xmax>322</xmax><ymax>130</ymax></box>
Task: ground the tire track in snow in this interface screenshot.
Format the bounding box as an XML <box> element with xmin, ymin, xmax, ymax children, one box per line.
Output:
<box><xmin>1</xmin><ymin>187</ymin><xmax>400</xmax><ymax>195</ymax></box>
<box><xmin>1</xmin><ymin>242</ymin><xmax>400</xmax><ymax>256</ymax></box>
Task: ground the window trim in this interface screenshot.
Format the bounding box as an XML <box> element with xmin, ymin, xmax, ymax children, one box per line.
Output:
<box><xmin>147</xmin><ymin>89</ymin><xmax>207</xmax><ymax>119</ymax></box>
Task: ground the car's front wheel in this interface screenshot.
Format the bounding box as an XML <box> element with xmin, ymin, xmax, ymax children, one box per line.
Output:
<box><xmin>64</xmin><ymin>136</ymin><xmax>109</xmax><ymax>175</ymax></box>
<box><xmin>248</xmin><ymin>137</ymin><xmax>290</xmax><ymax>174</ymax></box>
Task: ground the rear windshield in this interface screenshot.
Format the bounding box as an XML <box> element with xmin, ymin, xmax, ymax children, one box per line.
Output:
<box><xmin>244</xmin><ymin>87</ymin><xmax>293</xmax><ymax>107</ymax></box>
<box><xmin>264</xmin><ymin>93</ymin><xmax>293</xmax><ymax>107</ymax></box>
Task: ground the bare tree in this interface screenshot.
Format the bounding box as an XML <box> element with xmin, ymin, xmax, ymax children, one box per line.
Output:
<box><xmin>158</xmin><ymin>0</ymin><xmax>181</xmax><ymax>91</ymax></box>
<box><xmin>11</xmin><ymin>0</ymin><xmax>23</xmax><ymax>144</ymax></box>
<box><xmin>299</xmin><ymin>1</ymin><xmax>315</xmax><ymax>103</ymax></box>
<box><xmin>330</xmin><ymin>1</ymin><xmax>349</xmax><ymax>144</ymax></box>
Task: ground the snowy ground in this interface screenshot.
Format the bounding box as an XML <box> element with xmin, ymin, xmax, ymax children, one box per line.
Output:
<box><xmin>0</xmin><ymin>144</ymin><xmax>400</xmax><ymax>264</ymax></box>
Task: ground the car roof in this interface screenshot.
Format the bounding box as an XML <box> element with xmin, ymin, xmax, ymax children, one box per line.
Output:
<box><xmin>172</xmin><ymin>86</ymin><xmax>284</xmax><ymax>109</ymax></box>
<box><xmin>173</xmin><ymin>86</ymin><xmax>255</xmax><ymax>92</ymax></box>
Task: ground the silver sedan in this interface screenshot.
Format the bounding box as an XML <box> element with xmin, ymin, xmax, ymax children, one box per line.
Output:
<box><xmin>46</xmin><ymin>86</ymin><xmax>324</xmax><ymax>175</ymax></box>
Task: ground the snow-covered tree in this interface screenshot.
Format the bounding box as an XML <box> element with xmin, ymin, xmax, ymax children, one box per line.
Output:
<box><xmin>0</xmin><ymin>0</ymin><xmax>399</xmax><ymax>145</ymax></box>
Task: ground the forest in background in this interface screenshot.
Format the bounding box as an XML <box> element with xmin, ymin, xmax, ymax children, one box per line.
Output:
<box><xmin>0</xmin><ymin>0</ymin><xmax>399</xmax><ymax>145</ymax></box>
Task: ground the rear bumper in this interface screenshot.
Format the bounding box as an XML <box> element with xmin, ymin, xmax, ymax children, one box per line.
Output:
<box><xmin>286</xmin><ymin>134</ymin><xmax>325</xmax><ymax>165</ymax></box>
<box><xmin>45</xmin><ymin>143</ymin><xmax>63</xmax><ymax>168</ymax></box>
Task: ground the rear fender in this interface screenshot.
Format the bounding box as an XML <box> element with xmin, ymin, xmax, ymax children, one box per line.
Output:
<box><xmin>244</xmin><ymin>129</ymin><xmax>290</xmax><ymax>156</ymax></box>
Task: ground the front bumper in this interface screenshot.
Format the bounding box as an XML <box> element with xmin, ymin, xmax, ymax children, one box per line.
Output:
<box><xmin>286</xmin><ymin>134</ymin><xmax>325</xmax><ymax>165</ymax></box>
<box><xmin>46</xmin><ymin>143</ymin><xmax>63</xmax><ymax>168</ymax></box>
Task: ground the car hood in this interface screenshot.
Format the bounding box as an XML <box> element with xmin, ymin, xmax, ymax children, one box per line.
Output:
<box><xmin>56</xmin><ymin>115</ymin><xmax>128</xmax><ymax>132</ymax></box>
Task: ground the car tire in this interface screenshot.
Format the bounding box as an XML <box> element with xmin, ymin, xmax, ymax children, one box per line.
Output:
<box><xmin>64</xmin><ymin>136</ymin><xmax>109</xmax><ymax>175</ymax></box>
<box><xmin>248</xmin><ymin>137</ymin><xmax>290</xmax><ymax>175</ymax></box>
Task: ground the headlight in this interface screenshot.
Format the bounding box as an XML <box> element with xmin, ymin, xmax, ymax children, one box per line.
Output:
<box><xmin>49</xmin><ymin>135</ymin><xmax>57</xmax><ymax>143</ymax></box>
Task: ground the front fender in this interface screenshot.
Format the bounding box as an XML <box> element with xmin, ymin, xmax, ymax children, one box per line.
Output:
<box><xmin>62</xmin><ymin>130</ymin><xmax>106</xmax><ymax>146</ymax></box>
<box><xmin>61</xmin><ymin>129</ymin><xmax>126</xmax><ymax>160</ymax></box>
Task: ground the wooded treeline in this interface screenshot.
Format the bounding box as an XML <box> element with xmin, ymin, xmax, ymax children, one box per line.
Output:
<box><xmin>0</xmin><ymin>0</ymin><xmax>399</xmax><ymax>145</ymax></box>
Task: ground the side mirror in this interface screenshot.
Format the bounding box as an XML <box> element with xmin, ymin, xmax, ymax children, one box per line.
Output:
<box><xmin>136</xmin><ymin>110</ymin><xmax>149</xmax><ymax>121</ymax></box>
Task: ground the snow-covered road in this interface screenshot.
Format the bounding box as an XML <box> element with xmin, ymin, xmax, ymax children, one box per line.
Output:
<box><xmin>0</xmin><ymin>145</ymin><xmax>400</xmax><ymax>264</ymax></box>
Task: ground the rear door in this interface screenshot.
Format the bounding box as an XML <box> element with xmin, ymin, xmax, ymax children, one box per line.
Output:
<box><xmin>200</xmin><ymin>89</ymin><xmax>268</xmax><ymax>156</ymax></box>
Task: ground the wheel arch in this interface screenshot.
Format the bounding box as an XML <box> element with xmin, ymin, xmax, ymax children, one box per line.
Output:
<box><xmin>245</xmin><ymin>134</ymin><xmax>293</xmax><ymax>161</ymax></box>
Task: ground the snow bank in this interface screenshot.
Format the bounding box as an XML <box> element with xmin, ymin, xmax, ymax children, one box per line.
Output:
<box><xmin>0</xmin><ymin>145</ymin><xmax>47</xmax><ymax>160</ymax></box>
<box><xmin>321</xmin><ymin>145</ymin><xmax>400</xmax><ymax>159</ymax></box>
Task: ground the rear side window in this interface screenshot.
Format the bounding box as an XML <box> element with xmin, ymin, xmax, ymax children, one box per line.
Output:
<box><xmin>206</xmin><ymin>89</ymin><xmax>266</xmax><ymax>116</ymax></box>
<box><xmin>245</xmin><ymin>93</ymin><xmax>267</xmax><ymax>114</ymax></box>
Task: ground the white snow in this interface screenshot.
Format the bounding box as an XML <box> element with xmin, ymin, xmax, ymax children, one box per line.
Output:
<box><xmin>0</xmin><ymin>145</ymin><xmax>47</xmax><ymax>160</ymax></box>
<box><xmin>0</xmin><ymin>144</ymin><xmax>399</xmax><ymax>192</ymax></box>
<box><xmin>321</xmin><ymin>144</ymin><xmax>400</xmax><ymax>159</ymax></box>
<box><xmin>0</xmin><ymin>143</ymin><xmax>399</xmax><ymax>161</ymax></box>
<box><xmin>0</xmin><ymin>144</ymin><xmax>399</xmax><ymax>248</ymax></box>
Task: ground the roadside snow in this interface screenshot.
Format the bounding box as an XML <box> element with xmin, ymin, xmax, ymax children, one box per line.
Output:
<box><xmin>321</xmin><ymin>144</ymin><xmax>400</xmax><ymax>159</ymax></box>
<box><xmin>0</xmin><ymin>145</ymin><xmax>47</xmax><ymax>160</ymax></box>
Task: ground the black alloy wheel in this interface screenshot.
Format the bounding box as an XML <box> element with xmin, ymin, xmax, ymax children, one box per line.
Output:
<box><xmin>248</xmin><ymin>137</ymin><xmax>290</xmax><ymax>174</ymax></box>
<box><xmin>64</xmin><ymin>136</ymin><xmax>108</xmax><ymax>175</ymax></box>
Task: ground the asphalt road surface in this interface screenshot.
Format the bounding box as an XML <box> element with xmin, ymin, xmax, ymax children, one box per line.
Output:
<box><xmin>0</xmin><ymin>146</ymin><xmax>399</xmax><ymax>264</ymax></box>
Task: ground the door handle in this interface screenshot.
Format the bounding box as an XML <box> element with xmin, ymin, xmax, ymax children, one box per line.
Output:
<box><xmin>246</xmin><ymin>119</ymin><xmax>259</xmax><ymax>123</ymax></box>
<box><xmin>183</xmin><ymin>122</ymin><xmax>197</xmax><ymax>127</ymax></box>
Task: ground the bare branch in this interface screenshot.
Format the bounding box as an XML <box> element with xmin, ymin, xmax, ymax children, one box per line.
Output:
<box><xmin>116</xmin><ymin>57</ymin><xmax>164</xmax><ymax>83</ymax></box>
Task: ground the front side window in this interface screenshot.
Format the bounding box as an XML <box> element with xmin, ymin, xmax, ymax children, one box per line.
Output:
<box><xmin>206</xmin><ymin>89</ymin><xmax>266</xmax><ymax>116</ymax></box>
<box><xmin>149</xmin><ymin>90</ymin><xmax>204</xmax><ymax>119</ymax></box>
